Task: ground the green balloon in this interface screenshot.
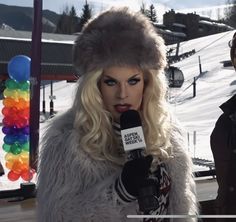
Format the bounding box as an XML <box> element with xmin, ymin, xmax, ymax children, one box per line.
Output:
<box><xmin>5</xmin><ymin>79</ymin><xmax>19</xmax><ymax>90</ymax></box>
<box><xmin>3</xmin><ymin>143</ymin><xmax>11</xmax><ymax>152</ymax></box>
<box><xmin>19</xmin><ymin>81</ymin><xmax>30</xmax><ymax>91</ymax></box>
<box><xmin>10</xmin><ymin>143</ymin><xmax>22</xmax><ymax>155</ymax></box>
<box><xmin>21</xmin><ymin>142</ymin><xmax>29</xmax><ymax>151</ymax></box>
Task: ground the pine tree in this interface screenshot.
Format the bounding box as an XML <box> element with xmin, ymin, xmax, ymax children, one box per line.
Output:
<box><xmin>140</xmin><ymin>2</ymin><xmax>148</xmax><ymax>16</ymax></box>
<box><xmin>55</xmin><ymin>5</ymin><xmax>79</xmax><ymax>34</ymax></box>
<box><xmin>79</xmin><ymin>0</ymin><xmax>92</xmax><ymax>31</ymax></box>
<box><xmin>146</xmin><ymin>4</ymin><xmax>157</xmax><ymax>22</ymax></box>
<box><xmin>70</xmin><ymin>6</ymin><xmax>79</xmax><ymax>33</ymax></box>
<box><xmin>225</xmin><ymin>0</ymin><xmax>236</xmax><ymax>28</ymax></box>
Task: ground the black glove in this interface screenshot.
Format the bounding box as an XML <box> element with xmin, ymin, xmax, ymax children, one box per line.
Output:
<box><xmin>120</xmin><ymin>155</ymin><xmax>153</xmax><ymax>197</ymax></box>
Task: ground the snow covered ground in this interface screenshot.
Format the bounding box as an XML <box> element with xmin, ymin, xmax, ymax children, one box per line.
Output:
<box><xmin>168</xmin><ymin>30</ymin><xmax>235</xmax><ymax>160</ymax></box>
<box><xmin>0</xmin><ymin>30</ymin><xmax>235</xmax><ymax>191</ymax></box>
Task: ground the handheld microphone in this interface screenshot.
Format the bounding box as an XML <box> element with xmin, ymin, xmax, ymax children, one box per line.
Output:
<box><xmin>120</xmin><ymin>109</ymin><xmax>146</xmax><ymax>160</ymax></box>
<box><xmin>120</xmin><ymin>110</ymin><xmax>159</xmax><ymax>213</ymax></box>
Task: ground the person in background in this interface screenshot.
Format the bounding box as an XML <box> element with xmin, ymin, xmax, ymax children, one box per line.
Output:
<box><xmin>37</xmin><ymin>7</ymin><xmax>198</xmax><ymax>222</ymax></box>
<box><xmin>0</xmin><ymin>162</ymin><xmax>4</xmax><ymax>176</ymax></box>
<box><xmin>211</xmin><ymin>31</ymin><xmax>236</xmax><ymax>219</ymax></box>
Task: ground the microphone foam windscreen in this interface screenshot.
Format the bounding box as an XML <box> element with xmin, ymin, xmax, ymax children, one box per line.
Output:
<box><xmin>120</xmin><ymin>110</ymin><xmax>142</xmax><ymax>130</ymax></box>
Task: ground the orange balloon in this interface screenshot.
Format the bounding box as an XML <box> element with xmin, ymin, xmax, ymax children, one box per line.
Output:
<box><xmin>21</xmin><ymin>163</ymin><xmax>29</xmax><ymax>171</ymax></box>
<box><xmin>11</xmin><ymin>159</ymin><xmax>24</xmax><ymax>174</ymax></box>
<box><xmin>5</xmin><ymin>160</ymin><xmax>14</xmax><ymax>170</ymax></box>
<box><xmin>3</xmin><ymin>98</ymin><xmax>16</xmax><ymax>108</ymax></box>
<box><xmin>17</xmin><ymin>98</ymin><xmax>29</xmax><ymax>109</ymax></box>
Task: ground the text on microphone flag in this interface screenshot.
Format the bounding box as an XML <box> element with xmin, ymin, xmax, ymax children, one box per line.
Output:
<box><xmin>121</xmin><ymin>126</ymin><xmax>146</xmax><ymax>152</ymax></box>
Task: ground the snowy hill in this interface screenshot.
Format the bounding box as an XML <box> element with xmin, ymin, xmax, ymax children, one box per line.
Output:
<box><xmin>168</xmin><ymin>30</ymin><xmax>235</xmax><ymax>160</ymax></box>
<box><xmin>0</xmin><ymin>30</ymin><xmax>235</xmax><ymax>190</ymax></box>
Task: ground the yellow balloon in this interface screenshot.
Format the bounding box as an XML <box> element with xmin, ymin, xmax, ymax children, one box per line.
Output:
<box><xmin>19</xmin><ymin>151</ymin><xmax>29</xmax><ymax>164</ymax></box>
<box><xmin>3</xmin><ymin>89</ymin><xmax>18</xmax><ymax>99</ymax></box>
<box><xmin>19</xmin><ymin>91</ymin><xmax>30</xmax><ymax>101</ymax></box>
<box><xmin>5</xmin><ymin>153</ymin><xmax>18</xmax><ymax>162</ymax></box>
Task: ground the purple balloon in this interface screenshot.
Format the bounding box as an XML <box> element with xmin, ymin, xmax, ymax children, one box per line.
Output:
<box><xmin>2</xmin><ymin>126</ymin><xmax>11</xmax><ymax>135</ymax></box>
<box><xmin>22</xmin><ymin>126</ymin><xmax>30</xmax><ymax>135</ymax></box>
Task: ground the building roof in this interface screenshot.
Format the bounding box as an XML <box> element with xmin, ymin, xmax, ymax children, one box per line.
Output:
<box><xmin>173</xmin><ymin>23</ymin><xmax>186</xmax><ymax>28</ymax></box>
<box><xmin>0</xmin><ymin>29</ymin><xmax>77</xmax><ymax>42</ymax></box>
<box><xmin>0</xmin><ymin>30</ymin><xmax>78</xmax><ymax>80</ymax></box>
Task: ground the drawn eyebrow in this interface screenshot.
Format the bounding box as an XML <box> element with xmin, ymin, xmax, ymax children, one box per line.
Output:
<box><xmin>103</xmin><ymin>73</ymin><xmax>141</xmax><ymax>81</ymax></box>
<box><xmin>103</xmin><ymin>75</ymin><xmax>117</xmax><ymax>81</ymax></box>
<box><xmin>128</xmin><ymin>74</ymin><xmax>141</xmax><ymax>80</ymax></box>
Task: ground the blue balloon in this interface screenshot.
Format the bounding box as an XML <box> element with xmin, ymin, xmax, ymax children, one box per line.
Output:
<box><xmin>3</xmin><ymin>135</ymin><xmax>18</xmax><ymax>145</ymax></box>
<box><xmin>8</xmin><ymin>55</ymin><xmax>31</xmax><ymax>82</ymax></box>
<box><xmin>17</xmin><ymin>134</ymin><xmax>29</xmax><ymax>144</ymax></box>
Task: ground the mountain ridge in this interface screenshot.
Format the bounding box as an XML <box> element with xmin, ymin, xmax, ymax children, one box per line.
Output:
<box><xmin>0</xmin><ymin>3</ymin><xmax>60</xmax><ymax>33</ymax></box>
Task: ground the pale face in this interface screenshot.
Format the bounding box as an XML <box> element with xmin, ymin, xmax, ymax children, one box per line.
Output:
<box><xmin>100</xmin><ymin>66</ymin><xmax>145</xmax><ymax>123</ymax></box>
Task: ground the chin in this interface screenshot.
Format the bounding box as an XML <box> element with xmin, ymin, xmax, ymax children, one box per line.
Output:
<box><xmin>112</xmin><ymin>114</ymin><xmax>120</xmax><ymax>123</ymax></box>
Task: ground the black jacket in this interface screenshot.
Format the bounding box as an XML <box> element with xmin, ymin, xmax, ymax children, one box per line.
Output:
<box><xmin>0</xmin><ymin>162</ymin><xmax>4</xmax><ymax>176</ymax></box>
<box><xmin>211</xmin><ymin>94</ymin><xmax>236</xmax><ymax>215</ymax></box>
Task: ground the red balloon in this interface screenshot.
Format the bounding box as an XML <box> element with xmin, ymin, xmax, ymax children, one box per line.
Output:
<box><xmin>2</xmin><ymin>107</ymin><xmax>17</xmax><ymax>117</ymax></box>
<box><xmin>18</xmin><ymin>108</ymin><xmax>29</xmax><ymax>119</ymax></box>
<box><xmin>2</xmin><ymin>107</ymin><xmax>9</xmax><ymax>116</ymax></box>
<box><xmin>8</xmin><ymin>170</ymin><xmax>20</xmax><ymax>181</ymax></box>
<box><xmin>15</xmin><ymin>118</ymin><xmax>29</xmax><ymax>128</ymax></box>
<box><xmin>21</xmin><ymin>169</ymin><xmax>35</xmax><ymax>181</ymax></box>
<box><xmin>2</xmin><ymin>117</ymin><xmax>14</xmax><ymax>127</ymax></box>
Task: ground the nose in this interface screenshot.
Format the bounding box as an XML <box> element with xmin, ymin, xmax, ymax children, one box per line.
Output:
<box><xmin>117</xmin><ymin>83</ymin><xmax>128</xmax><ymax>99</ymax></box>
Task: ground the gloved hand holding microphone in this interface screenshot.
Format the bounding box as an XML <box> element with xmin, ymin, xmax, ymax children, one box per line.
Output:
<box><xmin>116</xmin><ymin>110</ymin><xmax>160</xmax><ymax>213</ymax></box>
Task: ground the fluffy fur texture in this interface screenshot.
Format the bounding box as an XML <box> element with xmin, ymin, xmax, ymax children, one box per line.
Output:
<box><xmin>73</xmin><ymin>7</ymin><xmax>166</xmax><ymax>76</ymax></box>
<box><xmin>37</xmin><ymin>109</ymin><xmax>198</xmax><ymax>222</ymax></box>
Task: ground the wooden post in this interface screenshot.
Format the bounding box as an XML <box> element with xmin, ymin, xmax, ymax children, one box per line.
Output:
<box><xmin>29</xmin><ymin>0</ymin><xmax>42</xmax><ymax>171</ymax></box>
<box><xmin>175</xmin><ymin>42</ymin><xmax>180</xmax><ymax>61</ymax></box>
<box><xmin>193</xmin><ymin>77</ymin><xmax>196</xmax><ymax>97</ymax></box>
<box><xmin>42</xmin><ymin>83</ymin><xmax>46</xmax><ymax>114</ymax></box>
<box><xmin>49</xmin><ymin>80</ymin><xmax>54</xmax><ymax>116</ymax></box>
<box><xmin>198</xmin><ymin>56</ymin><xmax>202</xmax><ymax>74</ymax></box>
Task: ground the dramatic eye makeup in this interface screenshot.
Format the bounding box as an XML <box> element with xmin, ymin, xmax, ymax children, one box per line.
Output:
<box><xmin>103</xmin><ymin>77</ymin><xmax>117</xmax><ymax>86</ymax></box>
<box><xmin>128</xmin><ymin>77</ymin><xmax>141</xmax><ymax>85</ymax></box>
<box><xmin>103</xmin><ymin>74</ymin><xmax>142</xmax><ymax>86</ymax></box>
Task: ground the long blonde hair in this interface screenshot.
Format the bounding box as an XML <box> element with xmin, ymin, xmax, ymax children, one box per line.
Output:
<box><xmin>72</xmin><ymin>68</ymin><xmax>172</xmax><ymax>165</ymax></box>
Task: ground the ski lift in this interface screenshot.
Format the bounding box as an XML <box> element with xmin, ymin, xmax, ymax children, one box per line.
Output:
<box><xmin>165</xmin><ymin>66</ymin><xmax>184</xmax><ymax>88</ymax></box>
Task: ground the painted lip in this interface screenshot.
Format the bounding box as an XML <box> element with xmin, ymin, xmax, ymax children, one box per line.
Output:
<box><xmin>114</xmin><ymin>104</ymin><xmax>131</xmax><ymax>113</ymax></box>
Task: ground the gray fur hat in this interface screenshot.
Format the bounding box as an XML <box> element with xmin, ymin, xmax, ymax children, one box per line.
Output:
<box><xmin>73</xmin><ymin>7</ymin><xmax>166</xmax><ymax>76</ymax></box>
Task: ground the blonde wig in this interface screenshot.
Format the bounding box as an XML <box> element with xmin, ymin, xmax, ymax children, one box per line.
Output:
<box><xmin>72</xmin><ymin>68</ymin><xmax>172</xmax><ymax>165</ymax></box>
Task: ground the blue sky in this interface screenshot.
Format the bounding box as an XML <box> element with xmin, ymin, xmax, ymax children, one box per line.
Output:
<box><xmin>0</xmin><ymin>0</ymin><xmax>228</xmax><ymax>14</ymax></box>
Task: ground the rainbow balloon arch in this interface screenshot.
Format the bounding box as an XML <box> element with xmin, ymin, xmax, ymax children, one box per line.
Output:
<box><xmin>2</xmin><ymin>55</ymin><xmax>35</xmax><ymax>182</ymax></box>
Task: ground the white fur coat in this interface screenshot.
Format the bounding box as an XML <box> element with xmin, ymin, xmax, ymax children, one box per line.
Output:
<box><xmin>37</xmin><ymin>109</ymin><xmax>198</xmax><ymax>222</ymax></box>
